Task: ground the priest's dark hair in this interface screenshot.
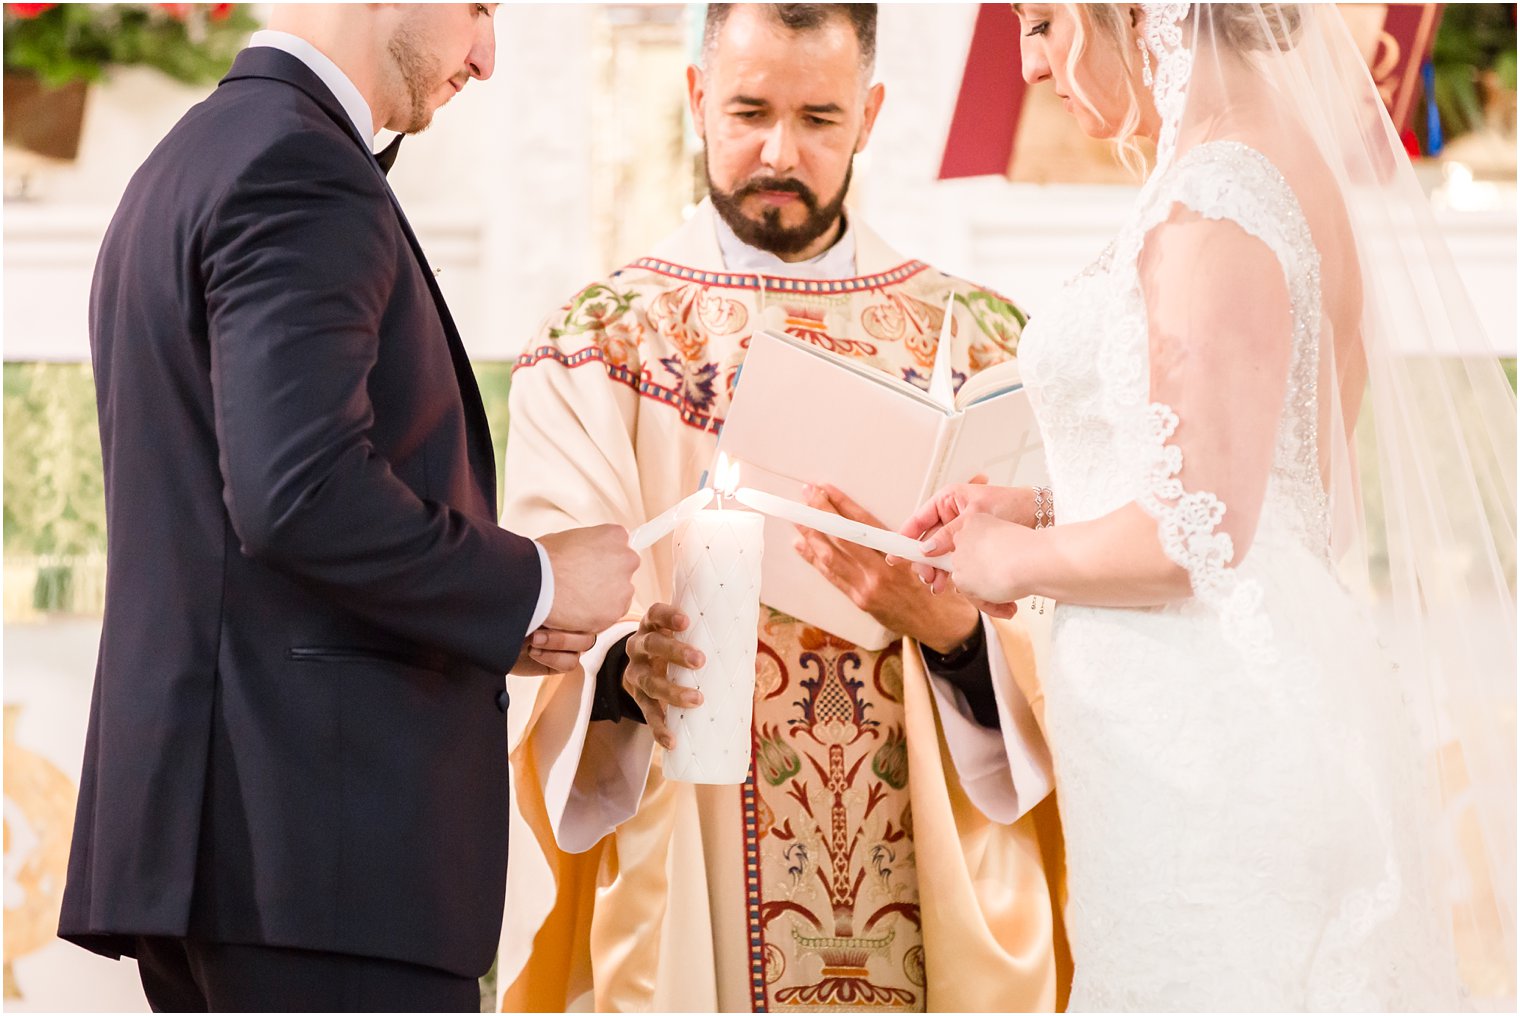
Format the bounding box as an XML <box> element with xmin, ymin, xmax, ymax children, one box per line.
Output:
<box><xmin>702</xmin><ymin>4</ymin><xmax>878</xmax><ymax>78</ymax></box>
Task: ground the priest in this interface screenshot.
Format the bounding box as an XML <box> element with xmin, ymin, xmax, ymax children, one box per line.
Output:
<box><xmin>499</xmin><ymin>5</ymin><xmax>1069</xmax><ymax>1011</ymax></box>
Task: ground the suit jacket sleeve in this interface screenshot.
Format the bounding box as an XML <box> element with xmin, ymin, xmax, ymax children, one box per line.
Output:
<box><xmin>202</xmin><ymin>127</ymin><xmax>539</xmax><ymax>673</ymax></box>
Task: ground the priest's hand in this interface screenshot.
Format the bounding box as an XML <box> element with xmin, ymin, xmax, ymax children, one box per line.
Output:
<box><xmin>623</xmin><ymin>603</ymin><xmax>705</xmax><ymax>751</ymax></box>
<box><xmin>539</xmin><ymin>524</ymin><xmax>639</xmax><ymax>634</ymax></box>
<box><xmin>793</xmin><ymin>484</ymin><xmax>981</xmax><ymax>654</ymax></box>
<box><xmin>510</xmin><ymin>628</ymin><xmax>597</xmax><ymax>676</ymax></box>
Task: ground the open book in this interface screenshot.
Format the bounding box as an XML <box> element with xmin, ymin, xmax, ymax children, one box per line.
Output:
<box><xmin>713</xmin><ymin>327</ymin><xmax>1046</xmax><ymax>649</ymax></box>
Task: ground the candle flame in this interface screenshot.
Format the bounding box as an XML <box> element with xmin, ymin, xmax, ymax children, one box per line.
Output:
<box><xmin>713</xmin><ymin>453</ymin><xmax>742</xmax><ymax>498</ymax></box>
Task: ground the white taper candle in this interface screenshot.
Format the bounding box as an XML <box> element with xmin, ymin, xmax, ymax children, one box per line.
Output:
<box><xmin>629</xmin><ymin>487</ymin><xmax>715</xmax><ymax>551</ymax></box>
<box><xmin>730</xmin><ymin>486</ymin><xmax>949</xmax><ymax>568</ymax></box>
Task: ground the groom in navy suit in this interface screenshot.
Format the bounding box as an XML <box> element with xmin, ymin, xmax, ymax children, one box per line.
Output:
<box><xmin>58</xmin><ymin>5</ymin><xmax>638</xmax><ymax>1010</ymax></box>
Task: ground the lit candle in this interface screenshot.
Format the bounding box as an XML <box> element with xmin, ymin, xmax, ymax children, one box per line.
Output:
<box><xmin>731</xmin><ymin>486</ymin><xmax>949</xmax><ymax>568</ymax></box>
<box><xmin>629</xmin><ymin>487</ymin><xmax>715</xmax><ymax>551</ymax></box>
<box><xmin>663</xmin><ymin>495</ymin><xmax>765</xmax><ymax>785</ymax></box>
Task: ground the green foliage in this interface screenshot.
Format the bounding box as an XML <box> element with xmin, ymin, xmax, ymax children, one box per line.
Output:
<box><xmin>3</xmin><ymin>362</ymin><xmax>105</xmax><ymax>559</ymax></box>
<box><xmin>1426</xmin><ymin>4</ymin><xmax>1517</xmax><ymax>142</ymax></box>
<box><xmin>3</xmin><ymin>3</ymin><xmax>257</xmax><ymax>89</ymax></box>
<box><xmin>1496</xmin><ymin>48</ymin><xmax>1518</xmax><ymax>93</ymax></box>
<box><xmin>474</xmin><ymin>361</ymin><xmax>514</xmax><ymax>507</ymax></box>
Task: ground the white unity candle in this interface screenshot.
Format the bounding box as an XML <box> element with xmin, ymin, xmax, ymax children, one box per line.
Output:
<box><xmin>663</xmin><ymin>506</ymin><xmax>765</xmax><ymax>784</ymax></box>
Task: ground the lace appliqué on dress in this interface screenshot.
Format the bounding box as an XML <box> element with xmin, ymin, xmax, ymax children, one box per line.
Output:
<box><xmin>1120</xmin><ymin>141</ymin><xmax>1328</xmax><ymax>665</ymax></box>
<box><xmin>1137</xmin><ymin>401</ymin><xmax>1277</xmax><ymax>661</ymax></box>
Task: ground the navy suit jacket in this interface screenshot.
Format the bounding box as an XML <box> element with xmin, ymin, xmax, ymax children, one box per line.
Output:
<box><xmin>59</xmin><ymin>47</ymin><xmax>541</xmax><ymax>979</ymax></box>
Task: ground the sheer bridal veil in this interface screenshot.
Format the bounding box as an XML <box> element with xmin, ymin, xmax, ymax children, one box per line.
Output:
<box><xmin>1131</xmin><ymin>4</ymin><xmax>1514</xmax><ymax>1003</ymax></box>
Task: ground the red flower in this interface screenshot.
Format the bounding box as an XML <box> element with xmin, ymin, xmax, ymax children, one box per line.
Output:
<box><xmin>7</xmin><ymin>3</ymin><xmax>58</xmax><ymax>17</ymax></box>
<box><xmin>210</xmin><ymin>3</ymin><xmax>233</xmax><ymax>20</ymax></box>
<box><xmin>157</xmin><ymin>3</ymin><xmax>191</xmax><ymax>19</ymax></box>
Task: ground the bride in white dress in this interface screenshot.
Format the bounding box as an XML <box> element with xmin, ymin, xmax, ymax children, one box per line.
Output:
<box><xmin>901</xmin><ymin>4</ymin><xmax>1515</xmax><ymax>1010</ymax></box>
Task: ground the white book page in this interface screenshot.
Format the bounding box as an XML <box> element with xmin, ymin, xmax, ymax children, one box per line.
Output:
<box><xmin>953</xmin><ymin>356</ymin><xmax>1024</xmax><ymax>410</ymax></box>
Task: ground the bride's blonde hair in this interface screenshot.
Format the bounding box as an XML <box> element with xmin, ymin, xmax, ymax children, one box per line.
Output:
<box><xmin>1061</xmin><ymin>3</ymin><xmax>1149</xmax><ymax>175</ymax></box>
<box><xmin>1062</xmin><ymin>4</ymin><xmax>1305</xmax><ymax>176</ymax></box>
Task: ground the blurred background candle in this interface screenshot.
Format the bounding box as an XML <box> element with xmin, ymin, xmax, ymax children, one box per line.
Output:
<box><xmin>664</xmin><ymin>475</ymin><xmax>764</xmax><ymax>784</ymax></box>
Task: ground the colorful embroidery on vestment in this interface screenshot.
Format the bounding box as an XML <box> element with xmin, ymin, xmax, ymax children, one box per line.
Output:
<box><xmin>746</xmin><ymin>611</ymin><xmax>922</xmax><ymax>1011</ymax></box>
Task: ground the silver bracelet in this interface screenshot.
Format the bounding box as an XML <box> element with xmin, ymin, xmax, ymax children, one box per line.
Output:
<box><xmin>1033</xmin><ymin>486</ymin><xmax>1054</xmax><ymax>529</ymax></box>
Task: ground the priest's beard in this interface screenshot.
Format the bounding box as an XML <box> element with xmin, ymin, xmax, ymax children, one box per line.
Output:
<box><xmin>707</xmin><ymin>158</ymin><xmax>853</xmax><ymax>258</ymax></box>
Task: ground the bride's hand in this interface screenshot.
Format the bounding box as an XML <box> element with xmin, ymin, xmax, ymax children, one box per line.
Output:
<box><xmin>911</xmin><ymin>513</ymin><xmax>1032</xmax><ymax>616</ymax></box>
<box><xmin>899</xmin><ymin>477</ymin><xmax>1038</xmax><ymax>543</ymax></box>
<box><xmin>895</xmin><ymin>477</ymin><xmax>1039</xmax><ymax>590</ymax></box>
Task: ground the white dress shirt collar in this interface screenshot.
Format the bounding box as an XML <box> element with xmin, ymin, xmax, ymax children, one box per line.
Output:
<box><xmin>248</xmin><ymin>30</ymin><xmax>381</xmax><ymax>150</ymax></box>
<box><xmin>712</xmin><ymin>206</ymin><xmax>858</xmax><ymax>279</ymax></box>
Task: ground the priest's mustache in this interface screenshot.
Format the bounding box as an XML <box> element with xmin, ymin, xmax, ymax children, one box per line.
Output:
<box><xmin>731</xmin><ymin>176</ymin><xmax>819</xmax><ymax>211</ymax></box>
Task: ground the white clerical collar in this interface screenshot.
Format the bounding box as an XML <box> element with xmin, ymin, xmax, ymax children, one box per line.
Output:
<box><xmin>712</xmin><ymin>207</ymin><xmax>858</xmax><ymax>279</ymax></box>
<box><xmin>249</xmin><ymin>30</ymin><xmax>388</xmax><ymax>153</ymax></box>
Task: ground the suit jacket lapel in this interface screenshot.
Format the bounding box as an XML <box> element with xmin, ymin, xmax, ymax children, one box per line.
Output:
<box><xmin>219</xmin><ymin>48</ymin><xmax>500</xmax><ymax>514</ymax></box>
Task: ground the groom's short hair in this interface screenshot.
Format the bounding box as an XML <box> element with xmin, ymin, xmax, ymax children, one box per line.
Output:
<box><xmin>702</xmin><ymin>4</ymin><xmax>878</xmax><ymax>78</ymax></box>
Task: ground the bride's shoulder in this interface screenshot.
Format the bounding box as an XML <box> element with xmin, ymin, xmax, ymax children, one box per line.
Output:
<box><xmin>1153</xmin><ymin>140</ymin><xmax>1297</xmax><ymax>213</ymax></box>
<box><xmin>1137</xmin><ymin>140</ymin><xmax>1313</xmax><ymax>262</ymax></box>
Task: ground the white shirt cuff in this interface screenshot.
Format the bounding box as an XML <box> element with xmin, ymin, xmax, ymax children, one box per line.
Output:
<box><xmin>528</xmin><ymin>539</ymin><xmax>554</xmax><ymax>633</ymax></box>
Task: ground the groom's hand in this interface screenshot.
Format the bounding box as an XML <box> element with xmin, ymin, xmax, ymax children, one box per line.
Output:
<box><xmin>510</xmin><ymin>628</ymin><xmax>598</xmax><ymax>676</ymax></box>
<box><xmin>793</xmin><ymin>484</ymin><xmax>980</xmax><ymax>654</ymax></box>
<box><xmin>538</xmin><ymin>524</ymin><xmax>639</xmax><ymax>634</ymax></box>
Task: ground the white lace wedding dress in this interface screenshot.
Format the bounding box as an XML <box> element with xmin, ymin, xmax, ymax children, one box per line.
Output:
<box><xmin>1018</xmin><ymin>140</ymin><xmax>1462</xmax><ymax>1011</ymax></box>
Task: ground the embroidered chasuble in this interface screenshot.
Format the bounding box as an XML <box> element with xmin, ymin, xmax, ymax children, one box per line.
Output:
<box><xmin>498</xmin><ymin>201</ymin><xmax>1070</xmax><ymax>1013</ymax></box>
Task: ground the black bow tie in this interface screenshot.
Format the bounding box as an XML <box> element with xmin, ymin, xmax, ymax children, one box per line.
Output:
<box><xmin>374</xmin><ymin>134</ymin><xmax>403</xmax><ymax>175</ymax></box>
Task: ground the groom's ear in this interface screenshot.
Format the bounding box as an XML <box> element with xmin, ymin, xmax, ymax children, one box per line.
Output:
<box><xmin>686</xmin><ymin>64</ymin><xmax>708</xmax><ymax>142</ymax></box>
